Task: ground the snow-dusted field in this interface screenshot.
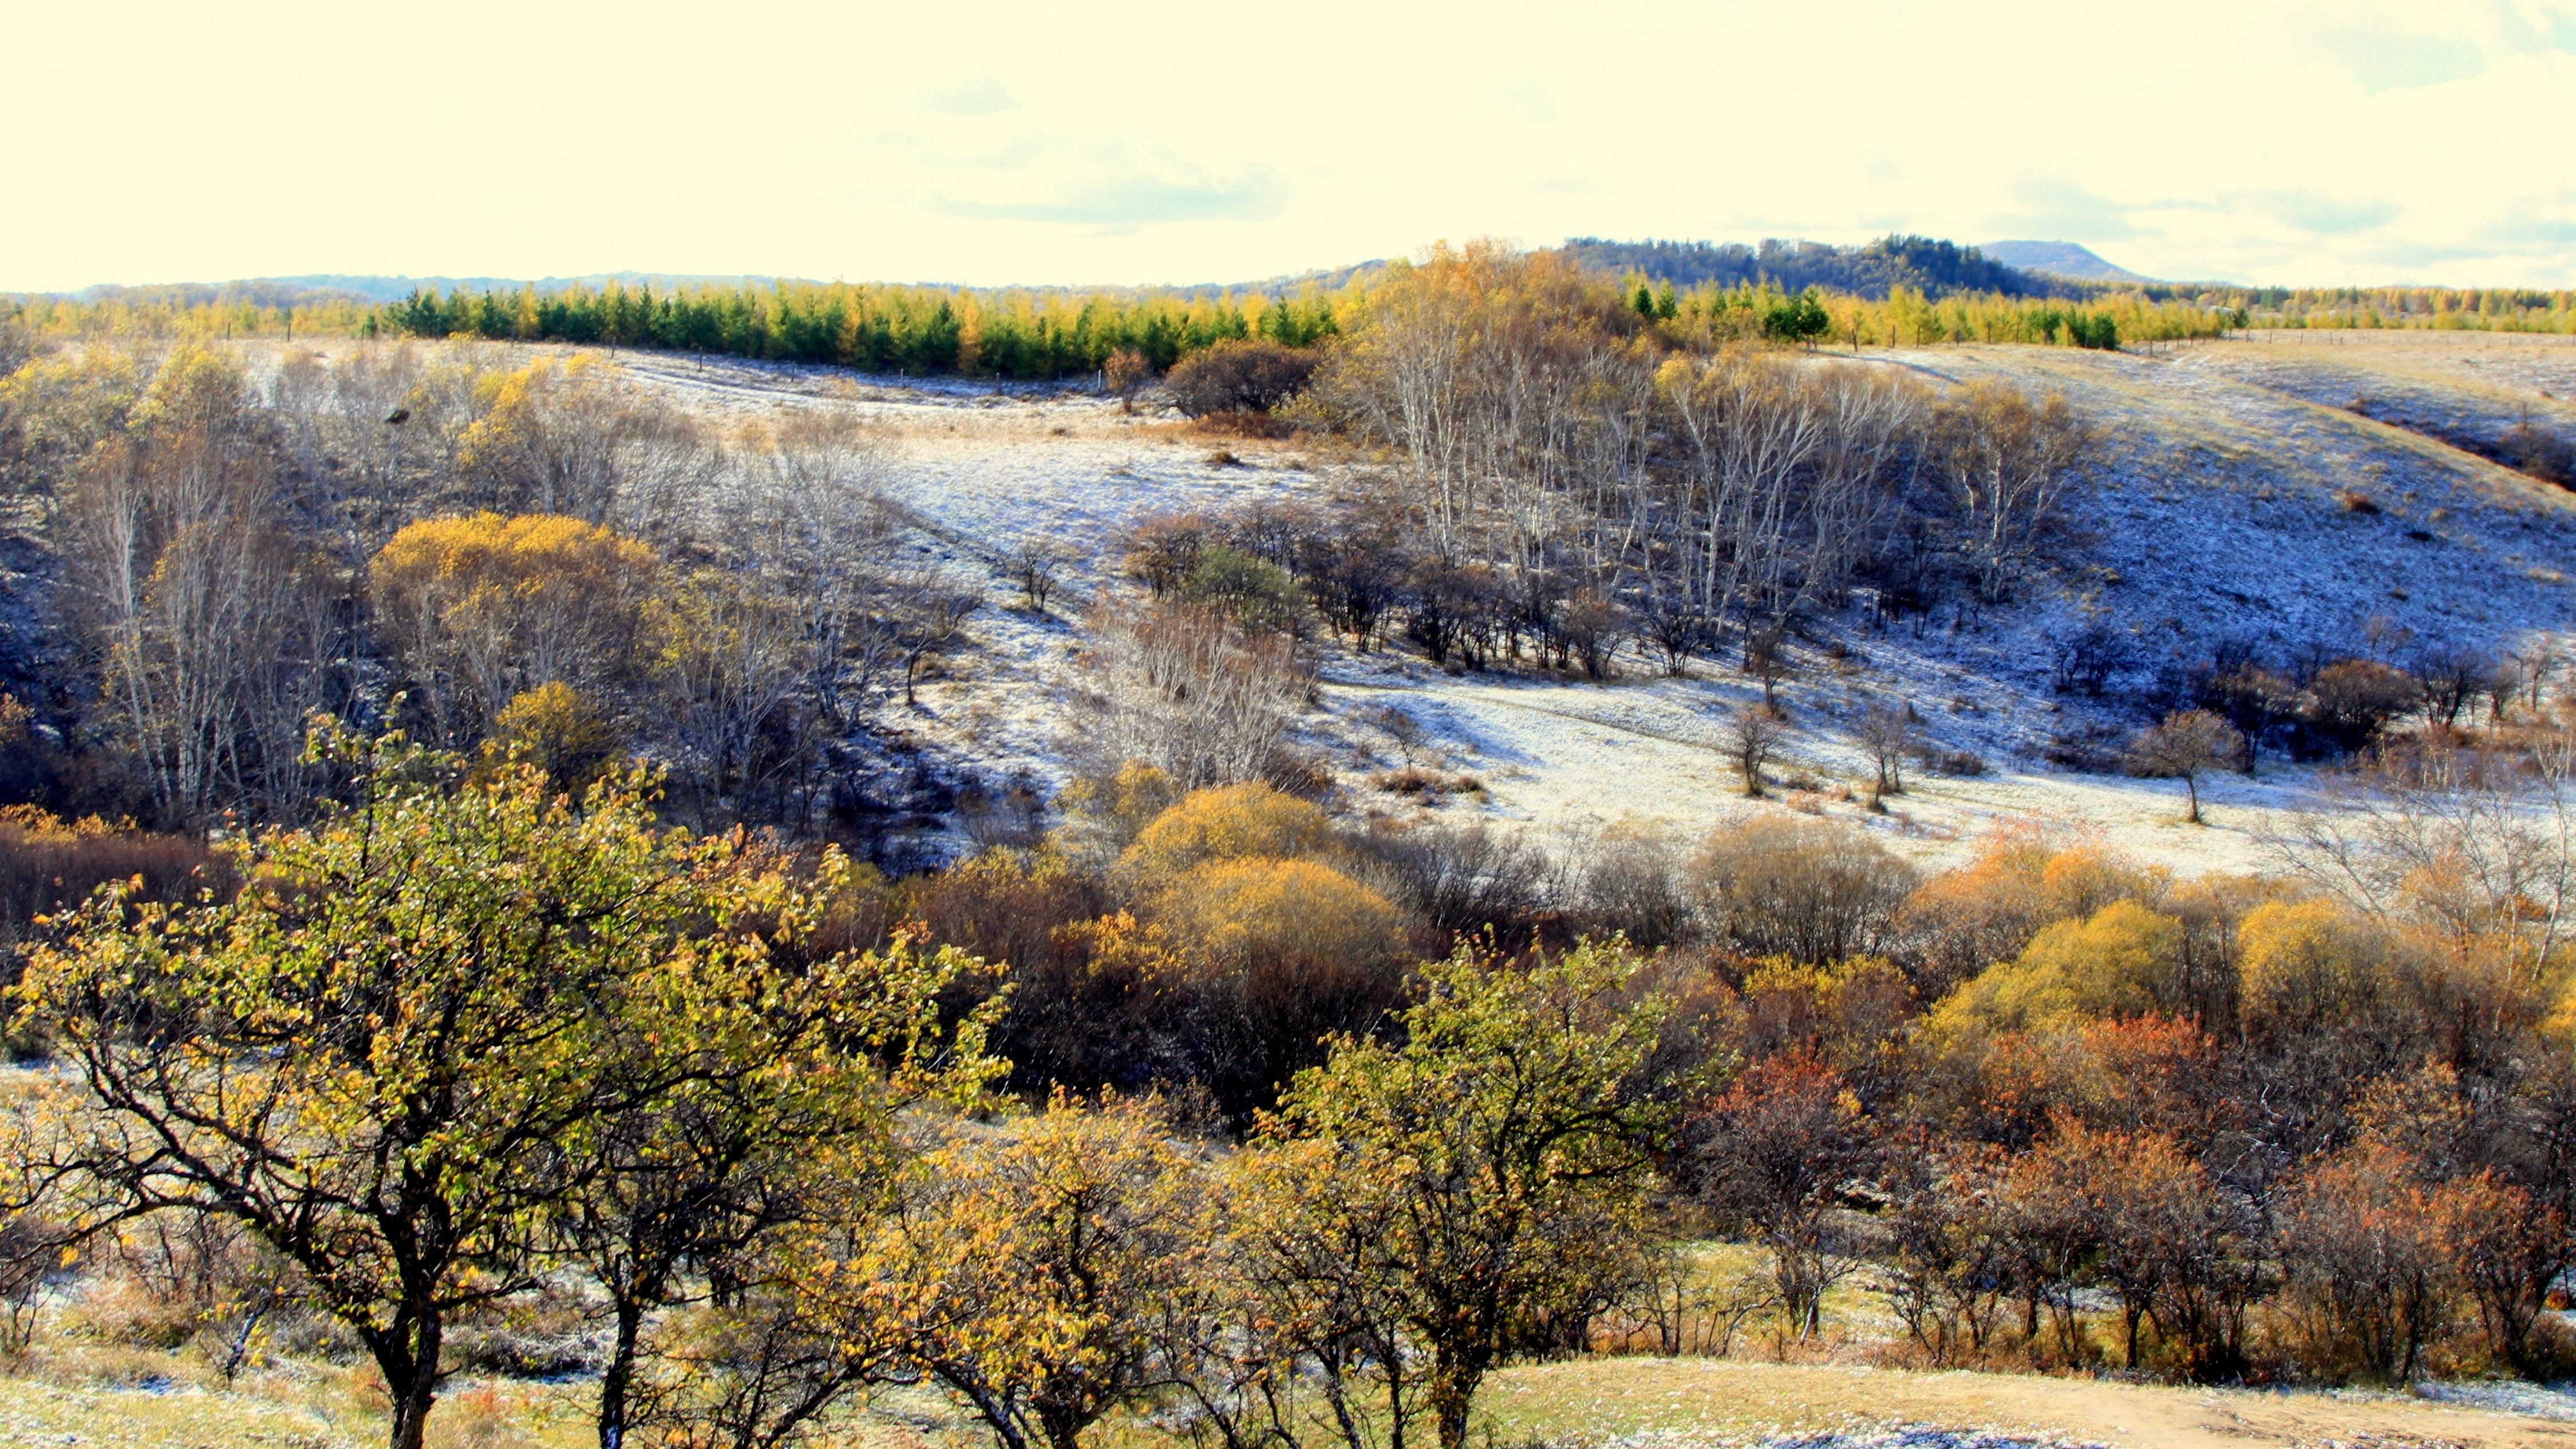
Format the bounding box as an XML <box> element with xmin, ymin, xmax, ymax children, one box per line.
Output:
<box><xmin>603</xmin><ymin>335</ymin><xmax>2576</xmax><ymax>874</ymax></box>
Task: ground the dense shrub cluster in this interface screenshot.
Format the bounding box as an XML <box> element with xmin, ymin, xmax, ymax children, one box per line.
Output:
<box><xmin>0</xmin><ymin>342</ymin><xmax>983</xmax><ymax>839</ymax></box>
<box><xmin>1163</xmin><ymin>339</ymin><xmax>1321</xmax><ymax>417</ymax></box>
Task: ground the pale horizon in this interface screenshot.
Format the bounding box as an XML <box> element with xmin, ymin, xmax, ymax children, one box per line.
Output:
<box><xmin>10</xmin><ymin>0</ymin><xmax>2574</xmax><ymax>295</ymax></box>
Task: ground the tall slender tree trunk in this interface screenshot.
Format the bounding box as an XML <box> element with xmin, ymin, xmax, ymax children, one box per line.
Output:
<box><xmin>380</xmin><ymin>1314</ymin><xmax>442</xmax><ymax>1449</ymax></box>
<box><xmin>1427</xmin><ymin>1348</ymin><xmax>1484</xmax><ymax>1449</ymax></box>
<box><xmin>598</xmin><ymin>1301</ymin><xmax>644</xmax><ymax>1449</ymax></box>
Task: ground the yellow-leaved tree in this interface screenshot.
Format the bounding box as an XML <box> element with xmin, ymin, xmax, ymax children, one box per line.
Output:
<box><xmin>23</xmin><ymin>726</ymin><xmax>992</xmax><ymax>1449</ymax></box>
<box><xmin>369</xmin><ymin>512</ymin><xmax>659</xmax><ymax>747</ymax></box>
<box><xmin>1246</xmin><ymin>939</ymin><xmax>1677</xmax><ymax>1449</ymax></box>
<box><xmin>864</xmin><ymin>1094</ymin><xmax>1220</xmax><ymax>1449</ymax></box>
<box><xmin>1919</xmin><ymin>899</ymin><xmax>2190</xmax><ymax>1051</ymax></box>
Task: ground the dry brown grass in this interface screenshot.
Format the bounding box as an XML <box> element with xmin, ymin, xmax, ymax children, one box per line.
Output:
<box><xmin>1477</xmin><ymin>1356</ymin><xmax>2574</xmax><ymax>1448</ymax></box>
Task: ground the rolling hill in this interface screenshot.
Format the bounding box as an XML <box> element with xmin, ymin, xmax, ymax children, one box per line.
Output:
<box><xmin>1981</xmin><ymin>239</ymin><xmax>2156</xmax><ymax>284</ymax></box>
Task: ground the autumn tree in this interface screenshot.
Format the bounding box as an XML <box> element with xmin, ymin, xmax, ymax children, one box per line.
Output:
<box><xmin>1222</xmin><ymin>1136</ymin><xmax>1421</xmax><ymax>1449</ymax></box>
<box><xmin>562</xmin><ymin>909</ymin><xmax>998</xmax><ymax>1449</ymax></box>
<box><xmin>1260</xmin><ymin>939</ymin><xmax>1675</xmax><ymax>1449</ymax></box>
<box><xmin>1929</xmin><ymin>381</ymin><xmax>2092</xmax><ymax>604</ymax></box>
<box><xmin>1921</xmin><ymin>899</ymin><xmax>2192</xmax><ymax>1048</ymax></box>
<box><xmin>2274</xmin><ymin>1141</ymin><xmax>2458</xmax><ymax>1383</ymax></box>
<box><xmin>872</xmin><ymin>1094</ymin><xmax>1220</xmax><ymax>1449</ymax></box>
<box><xmin>22</xmin><ymin>731</ymin><xmax>868</xmax><ymax>1449</ymax></box>
<box><xmin>1683</xmin><ymin>1052</ymin><xmax>1877</xmax><ymax>1338</ymax></box>
<box><xmin>369</xmin><ymin>512</ymin><xmax>660</xmax><ymax>747</ymax></box>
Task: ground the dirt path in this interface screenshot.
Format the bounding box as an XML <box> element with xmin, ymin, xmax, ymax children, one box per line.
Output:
<box><xmin>1487</xmin><ymin>1358</ymin><xmax>2575</xmax><ymax>1448</ymax></box>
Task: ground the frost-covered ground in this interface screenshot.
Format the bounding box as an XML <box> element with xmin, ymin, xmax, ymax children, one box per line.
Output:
<box><xmin>1614</xmin><ymin>1432</ymin><xmax>2105</xmax><ymax>1449</ymax></box>
<box><xmin>2417</xmin><ymin>1375</ymin><xmax>2576</xmax><ymax>1422</ymax></box>
<box><xmin>602</xmin><ymin>335</ymin><xmax>2576</xmax><ymax>873</ymax></box>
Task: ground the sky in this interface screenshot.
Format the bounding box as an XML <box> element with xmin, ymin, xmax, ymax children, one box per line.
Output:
<box><xmin>7</xmin><ymin>0</ymin><xmax>2575</xmax><ymax>293</ymax></box>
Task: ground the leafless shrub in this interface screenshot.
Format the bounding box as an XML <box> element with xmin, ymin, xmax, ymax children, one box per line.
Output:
<box><xmin>1009</xmin><ymin>534</ymin><xmax>1070</xmax><ymax>611</ymax></box>
<box><xmin>0</xmin><ymin>808</ymin><xmax>232</xmax><ymax>966</ymax></box>
<box><xmin>1369</xmin><ymin>766</ymin><xmax>1483</xmax><ymax>800</ymax></box>
<box><xmin>1122</xmin><ymin>514</ymin><xmax>1207</xmax><ymax>599</ymax></box>
<box><xmin>1602</xmin><ymin>1240</ymin><xmax>1780</xmax><ymax>1357</ymax></box>
<box><xmin>1356</xmin><ymin>819</ymin><xmax>1560</xmax><ymax>938</ymax></box>
<box><xmin>892</xmin><ymin>562</ymin><xmax>980</xmax><ymax>707</ymax></box>
<box><xmin>1361</xmin><ymin>701</ymin><xmax>1429</xmax><ymax>765</ymax></box>
<box><xmin>1573</xmin><ymin>826</ymin><xmax>1690</xmax><ymax>948</ymax></box>
<box><xmin>2406</xmin><ymin>643</ymin><xmax>2496</xmax><ymax>729</ymax></box>
<box><xmin>957</xmin><ymin>773</ymin><xmax>1049</xmax><ymax>850</ymax></box>
<box><xmin>2499</xmin><ymin>419</ymin><xmax>2575</xmax><ymax>488</ymax></box>
<box><xmin>1069</xmin><ymin>601</ymin><xmax>1311</xmax><ymax>792</ymax></box>
<box><xmin>1914</xmin><ymin>744</ymin><xmax>1986</xmax><ymax>777</ymax></box>
<box><xmin>1686</xmin><ymin>814</ymin><xmax>1919</xmax><ymax>964</ymax></box>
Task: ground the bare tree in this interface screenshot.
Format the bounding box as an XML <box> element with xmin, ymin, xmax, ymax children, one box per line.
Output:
<box><xmin>892</xmin><ymin>563</ymin><xmax>979</xmax><ymax>707</ymax></box>
<box><xmin>1718</xmin><ymin>703</ymin><xmax>1788</xmax><ymax>798</ymax></box>
<box><xmin>454</xmin><ymin>355</ymin><xmax>717</xmax><ymax>527</ymax></box>
<box><xmin>1010</xmin><ymin>534</ymin><xmax>1070</xmax><ymax>611</ymax></box>
<box><xmin>651</xmin><ymin>569</ymin><xmax>804</xmax><ymax>823</ymax></box>
<box><xmin>58</xmin><ymin>348</ymin><xmax>342</xmax><ymax>825</ymax></box>
<box><xmin>1855</xmin><ymin>698</ymin><xmax>1915</xmax><ymax>807</ymax></box>
<box><xmin>725</xmin><ymin>413</ymin><xmax>906</xmax><ymax>733</ymax></box>
<box><xmin>2406</xmin><ymin>644</ymin><xmax>2496</xmax><ymax>730</ymax></box>
<box><xmin>1071</xmin><ymin>601</ymin><xmax>1310</xmax><ymax>790</ymax></box>
<box><xmin>2127</xmin><ymin>710</ymin><xmax>2245</xmax><ymax>824</ymax></box>
<box><xmin>2277</xmin><ymin>731</ymin><xmax>2576</xmax><ymax>960</ymax></box>
<box><xmin>1930</xmin><ymin>382</ymin><xmax>2093</xmax><ymax>604</ymax></box>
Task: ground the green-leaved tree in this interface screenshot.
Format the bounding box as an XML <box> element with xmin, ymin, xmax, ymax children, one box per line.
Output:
<box><xmin>1256</xmin><ymin>939</ymin><xmax>1677</xmax><ymax>1449</ymax></box>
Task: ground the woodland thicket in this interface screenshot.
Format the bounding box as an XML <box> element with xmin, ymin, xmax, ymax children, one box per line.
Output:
<box><xmin>0</xmin><ymin>244</ymin><xmax>2573</xmax><ymax>1449</ymax></box>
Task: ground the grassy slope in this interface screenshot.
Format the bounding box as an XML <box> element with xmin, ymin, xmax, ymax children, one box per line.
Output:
<box><xmin>1314</xmin><ymin>333</ymin><xmax>2576</xmax><ymax>877</ymax></box>
<box><xmin>7</xmin><ymin>1357</ymin><xmax>2570</xmax><ymax>1449</ymax></box>
<box><xmin>1481</xmin><ymin>1356</ymin><xmax>2575</xmax><ymax>1448</ymax></box>
<box><xmin>184</xmin><ymin>332</ymin><xmax>2576</xmax><ymax>884</ymax></box>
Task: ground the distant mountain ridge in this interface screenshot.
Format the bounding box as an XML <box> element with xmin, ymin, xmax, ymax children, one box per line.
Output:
<box><xmin>36</xmin><ymin>236</ymin><xmax>2150</xmax><ymax>311</ymax></box>
<box><xmin>72</xmin><ymin>272</ymin><xmax>791</xmax><ymax>307</ymax></box>
<box><xmin>1980</xmin><ymin>241</ymin><xmax>2154</xmax><ymax>284</ymax></box>
<box><xmin>1556</xmin><ymin>234</ymin><xmax>2081</xmax><ymax>300</ymax></box>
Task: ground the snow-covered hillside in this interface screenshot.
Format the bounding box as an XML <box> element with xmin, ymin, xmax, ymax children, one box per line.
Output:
<box><xmin>602</xmin><ymin>333</ymin><xmax>2576</xmax><ymax>876</ymax></box>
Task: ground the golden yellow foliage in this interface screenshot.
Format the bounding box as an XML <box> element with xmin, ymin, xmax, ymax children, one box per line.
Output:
<box><xmin>1156</xmin><ymin>857</ymin><xmax>1404</xmax><ymax>969</ymax></box>
<box><xmin>1922</xmin><ymin>899</ymin><xmax>2188</xmax><ymax>1050</ymax></box>
<box><xmin>1114</xmin><ymin>781</ymin><xmax>1336</xmax><ymax>888</ymax></box>
<box><xmin>369</xmin><ymin>512</ymin><xmax>659</xmax><ymax>741</ymax></box>
<box><xmin>481</xmin><ymin>681</ymin><xmax>620</xmax><ymax>793</ymax></box>
<box><xmin>861</xmin><ymin>1094</ymin><xmax>1216</xmax><ymax>1449</ymax></box>
<box><xmin>1898</xmin><ymin>826</ymin><xmax>2168</xmax><ymax>990</ymax></box>
<box><xmin>2236</xmin><ymin>898</ymin><xmax>2405</xmax><ymax>1032</ymax></box>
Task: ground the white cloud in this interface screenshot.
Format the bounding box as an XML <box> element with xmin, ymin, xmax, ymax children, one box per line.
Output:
<box><xmin>5</xmin><ymin>0</ymin><xmax>2574</xmax><ymax>290</ymax></box>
